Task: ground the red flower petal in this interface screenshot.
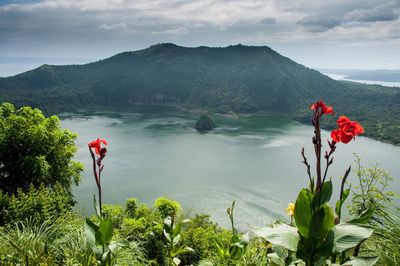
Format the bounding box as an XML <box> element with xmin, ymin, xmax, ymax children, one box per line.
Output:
<box><xmin>337</xmin><ymin>116</ymin><xmax>350</xmax><ymax>128</ymax></box>
<box><xmin>331</xmin><ymin>129</ymin><xmax>341</xmax><ymax>142</ymax></box>
<box><xmin>89</xmin><ymin>138</ymin><xmax>108</xmax><ymax>155</ymax></box>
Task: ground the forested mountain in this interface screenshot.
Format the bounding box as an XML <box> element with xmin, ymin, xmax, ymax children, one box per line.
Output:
<box><xmin>0</xmin><ymin>43</ymin><xmax>399</xmax><ymax>144</ymax></box>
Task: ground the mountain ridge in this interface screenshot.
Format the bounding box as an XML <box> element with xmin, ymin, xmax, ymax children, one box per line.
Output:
<box><xmin>0</xmin><ymin>43</ymin><xmax>399</xmax><ymax>144</ymax></box>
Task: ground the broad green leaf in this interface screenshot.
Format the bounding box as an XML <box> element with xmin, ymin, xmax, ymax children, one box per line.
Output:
<box><xmin>322</xmin><ymin>203</ymin><xmax>335</xmax><ymax>235</ymax></box>
<box><xmin>198</xmin><ymin>261</ymin><xmax>213</xmax><ymax>266</ymax></box>
<box><xmin>295</xmin><ymin>189</ymin><xmax>313</xmax><ymax>238</ymax></box>
<box><xmin>348</xmin><ymin>208</ymin><xmax>374</xmax><ymax>225</ymax></box>
<box><xmin>267</xmin><ymin>253</ymin><xmax>286</xmax><ymax>266</ymax></box>
<box><xmin>253</xmin><ymin>223</ymin><xmax>300</xmax><ymax>251</ymax></box>
<box><xmin>163</xmin><ymin>229</ymin><xmax>172</xmax><ymax>242</ymax></box>
<box><xmin>317</xmin><ymin>181</ymin><xmax>333</xmax><ymax>206</ymax></box>
<box><xmin>85</xmin><ymin>218</ymin><xmax>100</xmax><ymax>253</ymax></box>
<box><xmin>316</xmin><ymin>230</ymin><xmax>334</xmax><ymax>257</ymax></box>
<box><xmin>332</xmin><ymin>224</ymin><xmax>373</xmax><ymax>253</ymax></box>
<box><xmin>341</xmin><ymin>256</ymin><xmax>379</xmax><ymax>266</ymax></box>
<box><xmin>97</xmin><ymin>218</ymin><xmax>113</xmax><ymax>245</ymax></box>
<box><xmin>335</xmin><ymin>188</ymin><xmax>350</xmax><ymax>216</ymax></box>
<box><xmin>173</xmin><ymin>257</ymin><xmax>181</xmax><ymax>265</ymax></box>
<box><xmin>164</xmin><ymin>216</ymin><xmax>172</xmax><ymax>233</ymax></box>
<box><xmin>93</xmin><ymin>194</ymin><xmax>101</xmax><ymax>218</ymax></box>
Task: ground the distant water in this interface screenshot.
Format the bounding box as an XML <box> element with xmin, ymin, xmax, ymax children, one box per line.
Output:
<box><xmin>324</xmin><ymin>73</ymin><xmax>400</xmax><ymax>87</ymax></box>
<box><xmin>61</xmin><ymin>106</ymin><xmax>400</xmax><ymax>230</ymax></box>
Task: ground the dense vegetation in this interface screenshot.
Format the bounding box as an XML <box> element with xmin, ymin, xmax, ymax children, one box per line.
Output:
<box><xmin>0</xmin><ymin>102</ymin><xmax>398</xmax><ymax>265</ymax></box>
<box><xmin>0</xmin><ymin>103</ymin><xmax>83</xmax><ymax>224</ymax></box>
<box><xmin>0</xmin><ymin>43</ymin><xmax>399</xmax><ymax>145</ymax></box>
<box><xmin>195</xmin><ymin>115</ymin><xmax>216</xmax><ymax>132</ymax></box>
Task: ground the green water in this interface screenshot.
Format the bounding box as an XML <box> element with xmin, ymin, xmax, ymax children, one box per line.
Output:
<box><xmin>61</xmin><ymin>106</ymin><xmax>400</xmax><ymax>229</ymax></box>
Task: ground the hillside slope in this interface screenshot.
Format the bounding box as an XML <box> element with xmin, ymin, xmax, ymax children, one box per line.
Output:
<box><xmin>0</xmin><ymin>43</ymin><xmax>399</xmax><ymax>144</ymax></box>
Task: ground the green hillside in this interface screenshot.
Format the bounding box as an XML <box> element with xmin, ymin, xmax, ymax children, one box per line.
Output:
<box><xmin>0</xmin><ymin>43</ymin><xmax>399</xmax><ymax>144</ymax></box>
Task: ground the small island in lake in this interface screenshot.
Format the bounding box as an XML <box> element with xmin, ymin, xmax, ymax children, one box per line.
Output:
<box><xmin>195</xmin><ymin>115</ymin><xmax>216</xmax><ymax>133</ymax></box>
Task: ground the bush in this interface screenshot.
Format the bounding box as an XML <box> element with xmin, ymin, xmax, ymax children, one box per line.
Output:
<box><xmin>0</xmin><ymin>103</ymin><xmax>83</xmax><ymax>210</ymax></box>
<box><xmin>125</xmin><ymin>197</ymin><xmax>139</xmax><ymax>218</ymax></box>
<box><xmin>102</xmin><ymin>204</ymin><xmax>124</xmax><ymax>228</ymax></box>
<box><xmin>153</xmin><ymin>196</ymin><xmax>181</xmax><ymax>219</ymax></box>
<box><xmin>2</xmin><ymin>183</ymin><xmax>72</xmax><ymax>224</ymax></box>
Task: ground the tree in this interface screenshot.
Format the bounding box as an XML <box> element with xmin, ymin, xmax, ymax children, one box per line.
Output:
<box><xmin>0</xmin><ymin>103</ymin><xmax>83</xmax><ymax>204</ymax></box>
<box><xmin>195</xmin><ymin>115</ymin><xmax>216</xmax><ymax>133</ymax></box>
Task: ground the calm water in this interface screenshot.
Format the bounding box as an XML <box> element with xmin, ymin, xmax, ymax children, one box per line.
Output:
<box><xmin>61</xmin><ymin>106</ymin><xmax>400</xmax><ymax>230</ymax></box>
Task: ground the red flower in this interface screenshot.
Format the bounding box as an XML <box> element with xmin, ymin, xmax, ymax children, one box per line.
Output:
<box><xmin>89</xmin><ymin>138</ymin><xmax>108</xmax><ymax>155</ymax></box>
<box><xmin>310</xmin><ymin>100</ymin><xmax>334</xmax><ymax>115</ymax></box>
<box><xmin>331</xmin><ymin>116</ymin><xmax>364</xmax><ymax>144</ymax></box>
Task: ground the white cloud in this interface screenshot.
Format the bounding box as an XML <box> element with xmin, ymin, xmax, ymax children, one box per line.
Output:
<box><xmin>0</xmin><ymin>0</ymin><xmax>399</xmax><ymax>69</ymax></box>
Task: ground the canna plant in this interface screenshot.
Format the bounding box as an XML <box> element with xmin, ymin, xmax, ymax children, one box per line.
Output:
<box><xmin>215</xmin><ymin>201</ymin><xmax>249</xmax><ymax>263</ymax></box>
<box><xmin>254</xmin><ymin>101</ymin><xmax>377</xmax><ymax>266</ymax></box>
<box><xmin>163</xmin><ymin>215</ymin><xmax>194</xmax><ymax>265</ymax></box>
<box><xmin>85</xmin><ymin>138</ymin><xmax>127</xmax><ymax>265</ymax></box>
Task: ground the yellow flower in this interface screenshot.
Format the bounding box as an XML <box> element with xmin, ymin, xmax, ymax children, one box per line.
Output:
<box><xmin>286</xmin><ymin>203</ymin><xmax>295</xmax><ymax>217</ymax></box>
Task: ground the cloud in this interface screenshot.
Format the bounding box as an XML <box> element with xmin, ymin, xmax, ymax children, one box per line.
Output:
<box><xmin>99</xmin><ymin>22</ymin><xmax>128</xmax><ymax>31</ymax></box>
<box><xmin>343</xmin><ymin>5</ymin><xmax>399</xmax><ymax>23</ymax></box>
<box><xmin>297</xmin><ymin>16</ymin><xmax>341</xmax><ymax>32</ymax></box>
<box><xmin>297</xmin><ymin>1</ymin><xmax>400</xmax><ymax>32</ymax></box>
<box><xmin>0</xmin><ymin>0</ymin><xmax>399</xmax><ymax>69</ymax></box>
<box><xmin>260</xmin><ymin>17</ymin><xmax>277</xmax><ymax>24</ymax></box>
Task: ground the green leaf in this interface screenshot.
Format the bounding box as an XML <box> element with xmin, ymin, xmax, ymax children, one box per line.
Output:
<box><xmin>310</xmin><ymin>204</ymin><xmax>334</xmax><ymax>242</ymax></box>
<box><xmin>321</xmin><ymin>203</ymin><xmax>335</xmax><ymax>237</ymax></box>
<box><xmin>163</xmin><ymin>229</ymin><xmax>172</xmax><ymax>242</ymax></box>
<box><xmin>316</xmin><ymin>230</ymin><xmax>334</xmax><ymax>257</ymax></box>
<box><xmin>97</xmin><ymin>218</ymin><xmax>113</xmax><ymax>245</ymax></box>
<box><xmin>295</xmin><ymin>189</ymin><xmax>313</xmax><ymax>238</ymax></box>
<box><xmin>253</xmin><ymin>223</ymin><xmax>300</xmax><ymax>251</ymax></box>
<box><xmin>341</xmin><ymin>256</ymin><xmax>379</xmax><ymax>266</ymax></box>
<box><xmin>318</xmin><ymin>181</ymin><xmax>333</xmax><ymax>206</ymax></box>
<box><xmin>348</xmin><ymin>208</ymin><xmax>374</xmax><ymax>225</ymax></box>
<box><xmin>93</xmin><ymin>194</ymin><xmax>101</xmax><ymax>218</ymax></box>
<box><xmin>336</xmin><ymin>188</ymin><xmax>350</xmax><ymax>216</ymax></box>
<box><xmin>173</xmin><ymin>257</ymin><xmax>181</xmax><ymax>265</ymax></box>
<box><xmin>332</xmin><ymin>224</ymin><xmax>373</xmax><ymax>253</ymax></box>
<box><xmin>267</xmin><ymin>253</ymin><xmax>286</xmax><ymax>266</ymax></box>
<box><xmin>85</xmin><ymin>218</ymin><xmax>100</xmax><ymax>253</ymax></box>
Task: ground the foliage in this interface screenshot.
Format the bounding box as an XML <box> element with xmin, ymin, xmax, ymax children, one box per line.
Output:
<box><xmin>1</xmin><ymin>44</ymin><xmax>399</xmax><ymax>145</ymax></box>
<box><xmin>253</xmin><ymin>101</ymin><xmax>376</xmax><ymax>266</ymax></box>
<box><xmin>154</xmin><ymin>196</ymin><xmax>182</xmax><ymax>219</ymax></box>
<box><xmin>195</xmin><ymin>115</ymin><xmax>216</xmax><ymax>132</ymax></box>
<box><xmin>125</xmin><ymin>197</ymin><xmax>139</xmax><ymax>218</ymax></box>
<box><xmin>102</xmin><ymin>204</ymin><xmax>125</xmax><ymax>228</ymax></box>
<box><xmin>163</xmin><ymin>216</ymin><xmax>194</xmax><ymax>265</ymax></box>
<box><xmin>0</xmin><ymin>102</ymin><xmax>83</xmax><ymax>206</ymax></box>
<box><xmin>214</xmin><ymin>201</ymin><xmax>249</xmax><ymax>264</ymax></box>
<box><xmin>180</xmin><ymin>214</ymin><xmax>232</xmax><ymax>264</ymax></box>
<box><xmin>85</xmin><ymin>138</ymin><xmax>128</xmax><ymax>265</ymax></box>
<box><xmin>0</xmin><ymin>214</ymin><xmax>92</xmax><ymax>265</ymax></box>
<box><xmin>2</xmin><ymin>183</ymin><xmax>72</xmax><ymax>224</ymax></box>
<box><xmin>349</xmin><ymin>154</ymin><xmax>396</xmax><ymax>221</ymax></box>
<box><xmin>363</xmin><ymin>206</ymin><xmax>400</xmax><ymax>265</ymax></box>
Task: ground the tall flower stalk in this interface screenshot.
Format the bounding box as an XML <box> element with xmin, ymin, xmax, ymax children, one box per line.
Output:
<box><xmin>255</xmin><ymin>100</ymin><xmax>375</xmax><ymax>266</ymax></box>
<box><xmin>88</xmin><ymin>138</ymin><xmax>108</xmax><ymax>217</ymax></box>
<box><xmin>85</xmin><ymin>138</ymin><xmax>127</xmax><ymax>265</ymax></box>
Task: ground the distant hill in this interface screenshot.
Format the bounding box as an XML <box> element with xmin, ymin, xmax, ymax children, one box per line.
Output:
<box><xmin>0</xmin><ymin>43</ymin><xmax>399</xmax><ymax>144</ymax></box>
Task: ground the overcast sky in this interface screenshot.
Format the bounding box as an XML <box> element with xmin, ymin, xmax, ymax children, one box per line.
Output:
<box><xmin>1</xmin><ymin>0</ymin><xmax>399</xmax><ymax>76</ymax></box>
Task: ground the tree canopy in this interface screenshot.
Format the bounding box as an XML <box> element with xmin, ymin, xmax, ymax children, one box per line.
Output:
<box><xmin>0</xmin><ymin>103</ymin><xmax>83</xmax><ymax>203</ymax></box>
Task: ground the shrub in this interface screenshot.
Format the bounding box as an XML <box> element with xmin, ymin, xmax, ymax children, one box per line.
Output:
<box><xmin>154</xmin><ymin>196</ymin><xmax>182</xmax><ymax>219</ymax></box>
<box><xmin>2</xmin><ymin>183</ymin><xmax>72</xmax><ymax>224</ymax></box>
<box><xmin>125</xmin><ymin>197</ymin><xmax>139</xmax><ymax>218</ymax></box>
<box><xmin>0</xmin><ymin>103</ymin><xmax>83</xmax><ymax>213</ymax></box>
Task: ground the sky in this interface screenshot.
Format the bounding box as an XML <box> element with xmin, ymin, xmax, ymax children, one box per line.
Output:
<box><xmin>0</xmin><ymin>0</ymin><xmax>400</xmax><ymax>76</ymax></box>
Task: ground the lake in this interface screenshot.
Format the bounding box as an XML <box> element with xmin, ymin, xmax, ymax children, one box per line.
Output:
<box><xmin>61</xmin><ymin>106</ymin><xmax>400</xmax><ymax>230</ymax></box>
